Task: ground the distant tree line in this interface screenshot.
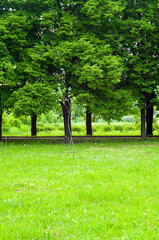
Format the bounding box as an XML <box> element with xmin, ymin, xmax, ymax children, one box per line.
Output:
<box><xmin>0</xmin><ymin>0</ymin><xmax>158</xmax><ymax>141</ymax></box>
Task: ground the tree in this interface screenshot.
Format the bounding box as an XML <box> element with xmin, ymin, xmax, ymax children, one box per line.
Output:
<box><xmin>43</xmin><ymin>38</ymin><xmax>132</xmax><ymax>135</ymax></box>
<box><xmin>72</xmin><ymin>0</ymin><xmax>132</xmax><ymax>134</ymax></box>
<box><xmin>0</xmin><ymin>41</ymin><xmax>15</xmax><ymax>140</ymax></box>
<box><xmin>0</xmin><ymin>8</ymin><xmax>29</xmax><ymax>140</ymax></box>
<box><xmin>9</xmin><ymin>83</ymin><xmax>56</xmax><ymax>136</ymax></box>
<box><xmin>0</xmin><ymin>0</ymin><xmax>136</xmax><ymax>141</ymax></box>
<box><xmin>86</xmin><ymin>107</ymin><xmax>92</xmax><ymax>136</ymax></box>
<box><xmin>78</xmin><ymin>0</ymin><xmax>159</xmax><ymax>136</ymax></box>
<box><xmin>0</xmin><ymin>0</ymin><xmax>55</xmax><ymax>136</ymax></box>
<box><xmin>73</xmin><ymin>38</ymin><xmax>132</xmax><ymax>134</ymax></box>
<box><xmin>39</xmin><ymin>0</ymin><xmax>133</xmax><ymax>139</ymax></box>
<box><xmin>104</xmin><ymin>0</ymin><xmax>159</xmax><ymax>136</ymax></box>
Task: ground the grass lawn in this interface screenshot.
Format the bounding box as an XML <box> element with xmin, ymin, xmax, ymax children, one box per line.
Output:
<box><xmin>0</xmin><ymin>139</ymin><xmax>159</xmax><ymax>239</ymax></box>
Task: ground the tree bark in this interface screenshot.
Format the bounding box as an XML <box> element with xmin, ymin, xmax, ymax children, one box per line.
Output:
<box><xmin>86</xmin><ymin>108</ymin><xmax>92</xmax><ymax>136</ymax></box>
<box><xmin>31</xmin><ymin>115</ymin><xmax>37</xmax><ymax>136</ymax></box>
<box><xmin>141</xmin><ymin>108</ymin><xmax>146</xmax><ymax>138</ymax></box>
<box><xmin>61</xmin><ymin>100</ymin><xmax>72</xmax><ymax>143</ymax></box>
<box><xmin>146</xmin><ymin>100</ymin><xmax>153</xmax><ymax>136</ymax></box>
<box><xmin>0</xmin><ymin>114</ymin><xmax>2</xmax><ymax>142</ymax></box>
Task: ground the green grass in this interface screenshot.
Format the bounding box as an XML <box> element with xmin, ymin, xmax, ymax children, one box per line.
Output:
<box><xmin>1</xmin><ymin>122</ymin><xmax>153</xmax><ymax>136</ymax></box>
<box><xmin>3</xmin><ymin>111</ymin><xmax>159</xmax><ymax>137</ymax></box>
<box><xmin>0</xmin><ymin>139</ymin><xmax>159</xmax><ymax>239</ymax></box>
<box><xmin>2</xmin><ymin>112</ymin><xmax>159</xmax><ymax>136</ymax></box>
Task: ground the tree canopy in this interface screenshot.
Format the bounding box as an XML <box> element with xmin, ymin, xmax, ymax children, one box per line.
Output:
<box><xmin>0</xmin><ymin>0</ymin><xmax>158</xmax><ymax>139</ymax></box>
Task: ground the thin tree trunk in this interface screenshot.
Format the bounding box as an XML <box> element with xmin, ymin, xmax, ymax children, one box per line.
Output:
<box><xmin>0</xmin><ymin>114</ymin><xmax>2</xmax><ymax>142</ymax></box>
<box><xmin>141</xmin><ymin>108</ymin><xmax>146</xmax><ymax>138</ymax></box>
<box><xmin>86</xmin><ymin>108</ymin><xmax>92</xmax><ymax>136</ymax></box>
<box><xmin>146</xmin><ymin>100</ymin><xmax>153</xmax><ymax>136</ymax></box>
<box><xmin>61</xmin><ymin>100</ymin><xmax>72</xmax><ymax>143</ymax></box>
<box><xmin>31</xmin><ymin>115</ymin><xmax>37</xmax><ymax>136</ymax></box>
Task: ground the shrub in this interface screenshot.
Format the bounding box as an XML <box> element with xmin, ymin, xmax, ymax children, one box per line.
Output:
<box><xmin>72</xmin><ymin>126</ymin><xmax>81</xmax><ymax>132</ymax></box>
<box><xmin>45</xmin><ymin>111</ymin><xmax>56</xmax><ymax>124</ymax></box>
<box><xmin>103</xmin><ymin>125</ymin><xmax>112</xmax><ymax>132</ymax></box>
<box><xmin>92</xmin><ymin>125</ymin><xmax>98</xmax><ymax>132</ymax></box>
<box><xmin>153</xmin><ymin>123</ymin><xmax>159</xmax><ymax>130</ymax></box>
<box><xmin>124</xmin><ymin>124</ymin><xmax>136</xmax><ymax>131</ymax></box>
<box><xmin>57</xmin><ymin>125</ymin><xmax>64</xmax><ymax>131</ymax></box>
<box><xmin>2</xmin><ymin>113</ymin><xmax>22</xmax><ymax>128</ymax></box>
<box><xmin>20</xmin><ymin>124</ymin><xmax>30</xmax><ymax>133</ymax></box>
<box><xmin>19</xmin><ymin>116</ymin><xmax>30</xmax><ymax>125</ymax></box>
<box><xmin>113</xmin><ymin>124</ymin><xmax>124</xmax><ymax>132</ymax></box>
<box><xmin>2</xmin><ymin>126</ymin><xmax>9</xmax><ymax>133</ymax></box>
<box><xmin>37</xmin><ymin>123</ymin><xmax>54</xmax><ymax>132</ymax></box>
<box><xmin>10</xmin><ymin>119</ymin><xmax>21</xmax><ymax>128</ymax></box>
<box><xmin>7</xmin><ymin>127</ymin><xmax>20</xmax><ymax>135</ymax></box>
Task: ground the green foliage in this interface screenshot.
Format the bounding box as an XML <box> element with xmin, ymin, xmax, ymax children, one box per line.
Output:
<box><xmin>0</xmin><ymin>0</ymin><xmax>158</xmax><ymax>134</ymax></box>
<box><xmin>1</xmin><ymin>111</ymin><xmax>146</xmax><ymax>137</ymax></box>
<box><xmin>109</xmin><ymin>0</ymin><xmax>159</xmax><ymax>108</ymax></box>
<box><xmin>113</xmin><ymin>124</ymin><xmax>124</xmax><ymax>132</ymax></box>
<box><xmin>0</xmin><ymin>41</ymin><xmax>15</xmax><ymax>114</ymax></box>
<box><xmin>103</xmin><ymin>125</ymin><xmax>112</xmax><ymax>132</ymax></box>
<box><xmin>37</xmin><ymin>123</ymin><xmax>54</xmax><ymax>133</ymax></box>
<box><xmin>38</xmin><ymin>1</ymin><xmax>133</xmax><ymax>122</ymax></box>
<box><xmin>9</xmin><ymin>83</ymin><xmax>56</xmax><ymax>117</ymax></box>
<box><xmin>3</xmin><ymin>111</ymin><xmax>159</xmax><ymax>136</ymax></box>
<box><xmin>71</xmin><ymin>125</ymin><xmax>82</xmax><ymax>133</ymax></box>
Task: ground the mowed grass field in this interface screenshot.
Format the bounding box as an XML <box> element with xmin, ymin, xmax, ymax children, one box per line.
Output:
<box><xmin>0</xmin><ymin>139</ymin><xmax>159</xmax><ymax>239</ymax></box>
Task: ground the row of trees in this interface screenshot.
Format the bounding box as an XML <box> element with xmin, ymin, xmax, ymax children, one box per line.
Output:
<box><xmin>0</xmin><ymin>0</ymin><xmax>159</xmax><ymax>141</ymax></box>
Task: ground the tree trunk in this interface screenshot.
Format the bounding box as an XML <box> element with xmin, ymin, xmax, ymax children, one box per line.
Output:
<box><xmin>141</xmin><ymin>108</ymin><xmax>146</xmax><ymax>138</ymax></box>
<box><xmin>86</xmin><ymin>108</ymin><xmax>92</xmax><ymax>136</ymax></box>
<box><xmin>146</xmin><ymin>100</ymin><xmax>153</xmax><ymax>136</ymax></box>
<box><xmin>31</xmin><ymin>115</ymin><xmax>37</xmax><ymax>136</ymax></box>
<box><xmin>61</xmin><ymin>100</ymin><xmax>72</xmax><ymax>143</ymax></box>
<box><xmin>0</xmin><ymin>114</ymin><xmax>2</xmax><ymax>142</ymax></box>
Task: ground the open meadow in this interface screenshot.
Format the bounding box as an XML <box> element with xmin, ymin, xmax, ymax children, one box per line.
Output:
<box><xmin>0</xmin><ymin>139</ymin><xmax>159</xmax><ymax>239</ymax></box>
